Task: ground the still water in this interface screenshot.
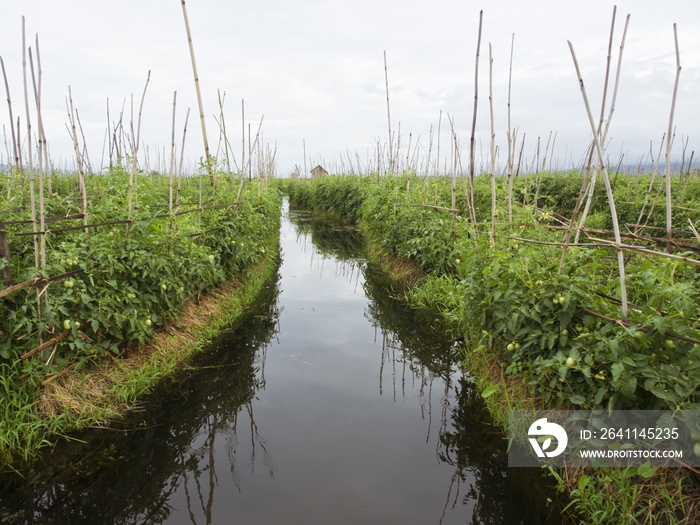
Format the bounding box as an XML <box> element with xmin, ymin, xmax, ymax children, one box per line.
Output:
<box><xmin>0</xmin><ymin>201</ymin><xmax>560</xmax><ymax>524</ymax></box>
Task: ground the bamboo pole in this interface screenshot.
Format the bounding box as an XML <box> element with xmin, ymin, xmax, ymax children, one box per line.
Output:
<box><xmin>468</xmin><ymin>10</ymin><xmax>483</xmax><ymax>222</ymax></box>
<box><xmin>218</xmin><ymin>89</ymin><xmax>231</xmax><ymax>173</ymax></box>
<box><xmin>28</xmin><ymin>48</ymin><xmax>46</xmax><ymax>269</ymax></box>
<box><xmin>126</xmin><ymin>71</ymin><xmax>151</xmax><ymax>238</ymax></box>
<box><xmin>180</xmin><ymin>0</ymin><xmax>213</xmax><ymax>189</ymax></box>
<box><xmin>568</xmin><ymin>40</ymin><xmax>628</xmax><ymax>319</ymax></box>
<box><xmin>506</xmin><ymin>33</ymin><xmax>515</xmax><ymax>223</ymax></box>
<box><xmin>1</xmin><ymin>56</ymin><xmax>19</xmax><ymax>193</ymax></box>
<box><xmin>67</xmin><ymin>87</ymin><xmax>89</xmax><ymax>239</ymax></box>
<box><xmin>21</xmin><ymin>18</ymin><xmax>39</xmax><ymax>270</ymax></box>
<box><xmin>177</xmin><ymin>107</ymin><xmax>190</xmax><ymax>211</ymax></box>
<box><xmin>169</xmin><ymin>91</ymin><xmax>177</xmax><ymax>228</ymax></box>
<box><xmin>664</xmin><ymin>24</ymin><xmax>682</xmax><ymax>253</ymax></box>
<box><xmin>572</xmin><ymin>12</ymin><xmax>630</xmax><ymax>246</ymax></box>
<box><xmin>383</xmin><ymin>50</ymin><xmax>393</xmax><ymax>175</ymax></box>
<box><xmin>488</xmin><ymin>43</ymin><xmax>497</xmax><ymax>246</ymax></box>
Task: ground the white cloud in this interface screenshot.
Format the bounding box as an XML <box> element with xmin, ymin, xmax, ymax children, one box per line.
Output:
<box><xmin>0</xmin><ymin>0</ymin><xmax>698</xmax><ymax>175</ymax></box>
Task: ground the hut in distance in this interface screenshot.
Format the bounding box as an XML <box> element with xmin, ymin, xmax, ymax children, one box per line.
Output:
<box><xmin>310</xmin><ymin>165</ymin><xmax>328</xmax><ymax>178</ymax></box>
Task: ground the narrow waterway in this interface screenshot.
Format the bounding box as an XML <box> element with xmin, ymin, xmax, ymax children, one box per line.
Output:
<box><xmin>0</xmin><ymin>201</ymin><xmax>560</xmax><ymax>524</ymax></box>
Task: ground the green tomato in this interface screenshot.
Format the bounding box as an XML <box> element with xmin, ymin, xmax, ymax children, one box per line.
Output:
<box><xmin>635</xmin><ymin>331</ymin><xmax>645</xmax><ymax>339</ymax></box>
<box><xmin>145</xmin><ymin>319</ymin><xmax>152</xmax><ymax>327</ymax></box>
<box><xmin>552</xmin><ymin>297</ymin><xmax>560</xmax><ymax>305</ymax></box>
<box><xmin>665</xmin><ymin>340</ymin><xmax>676</xmax><ymax>350</ymax></box>
<box><xmin>73</xmin><ymin>321</ymin><xmax>80</xmax><ymax>329</ymax></box>
<box><xmin>515</xmin><ymin>343</ymin><xmax>521</xmax><ymax>350</ymax></box>
<box><xmin>454</xmin><ymin>258</ymin><xmax>460</xmax><ymax>264</ymax></box>
<box><xmin>161</xmin><ymin>284</ymin><xmax>167</xmax><ymax>291</ymax></box>
<box><xmin>694</xmin><ymin>443</ymin><xmax>700</xmax><ymax>457</ymax></box>
<box><xmin>63</xmin><ymin>319</ymin><xmax>72</xmax><ymax>331</ymax></box>
<box><xmin>561</xmin><ymin>329</ymin><xmax>568</xmax><ymax>336</ymax></box>
<box><xmin>60</xmin><ymin>259</ymin><xmax>66</xmax><ymax>265</ymax></box>
<box><xmin>507</xmin><ymin>343</ymin><xmax>515</xmax><ymax>352</ymax></box>
<box><xmin>565</xmin><ymin>357</ymin><xmax>576</xmax><ymax>368</ymax></box>
<box><xmin>64</xmin><ymin>280</ymin><xmax>74</xmax><ymax>288</ymax></box>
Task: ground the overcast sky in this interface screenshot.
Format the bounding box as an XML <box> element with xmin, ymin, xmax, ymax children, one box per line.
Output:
<box><xmin>0</xmin><ymin>0</ymin><xmax>698</xmax><ymax>176</ymax></box>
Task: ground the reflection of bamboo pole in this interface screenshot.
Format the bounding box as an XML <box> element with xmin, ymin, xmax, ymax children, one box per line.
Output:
<box><xmin>664</xmin><ymin>24</ymin><xmax>682</xmax><ymax>253</ymax></box>
<box><xmin>569</xmin><ymin>40</ymin><xmax>628</xmax><ymax>319</ymax></box>
<box><xmin>180</xmin><ymin>0</ymin><xmax>213</xmax><ymax>189</ymax></box>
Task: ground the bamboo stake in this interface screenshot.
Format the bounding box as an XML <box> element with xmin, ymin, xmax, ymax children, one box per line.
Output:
<box><xmin>126</xmin><ymin>71</ymin><xmax>151</xmax><ymax>238</ymax></box>
<box><xmin>169</xmin><ymin>91</ymin><xmax>177</xmax><ymax>228</ymax></box>
<box><xmin>67</xmin><ymin>87</ymin><xmax>88</xmax><ymax>239</ymax></box>
<box><xmin>569</xmin><ymin>40</ymin><xmax>628</xmax><ymax>319</ymax></box>
<box><xmin>506</xmin><ymin>33</ymin><xmax>515</xmax><ymax>223</ymax></box>
<box><xmin>218</xmin><ymin>89</ymin><xmax>231</xmax><ymax>173</ymax></box>
<box><xmin>383</xmin><ymin>50</ymin><xmax>393</xmax><ymax>174</ymax></box>
<box><xmin>488</xmin><ymin>43</ymin><xmax>497</xmax><ymax>246</ymax></box>
<box><xmin>177</xmin><ymin>108</ymin><xmax>190</xmax><ymax>210</ymax></box>
<box><xmin>664</xmin><ymin>24</ymin><xmax>682</xmax><ymax>253</ymax></box>
<box><xmin>573</xmin><ymin>12</ymin><xmax>630</xmax><ymax>246</ymax></box>
<box><xmin>241</xmin><ymin>98</ymin><xmax>245</xmax><ymax>177</ymax></box>
<box><xmin>28</xmin><ymin>48</ymin><xmax>46</xmax><ymax>269</ymax></box>
<box><xmin>468</xmin><ymin>10</ymin><xmax>483</xmax><ymax>222</ymax></box>
<box><xmin>21</xmin><ymin>18</ymin><xmax>39</xmax><ymax>270</ymax></box>
<box><xmin>180</xmin><ymin>0</ymin><xmax>213</xmax><ymax>189</ymax></box>
<box><xmin>0</xmin><ymin>56</ymin><xmax>19</xmax><ymax>191</ymax></box>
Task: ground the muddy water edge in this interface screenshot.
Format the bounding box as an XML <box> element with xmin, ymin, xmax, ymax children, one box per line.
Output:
<box><xmin>0</xmin><ymin>201</ymin><xmax>563</xmax><ymax>524</ymax></box>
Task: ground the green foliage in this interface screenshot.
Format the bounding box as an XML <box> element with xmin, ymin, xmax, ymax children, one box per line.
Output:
<box><xmin>0</xmin><ymin>173</ymin><xmax>280</xmax><ymax>460</ymax></box>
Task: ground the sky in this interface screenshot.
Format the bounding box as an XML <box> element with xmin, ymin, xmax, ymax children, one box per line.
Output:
<box><xmin>0</xmin><ymin>0</ymin><xmax>698</xmax><ymax>177</ymax></box>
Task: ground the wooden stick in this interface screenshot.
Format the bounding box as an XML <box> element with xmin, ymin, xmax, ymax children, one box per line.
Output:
<box><xmin>664</xmin><ymin>24</ymin><xmax>682</xmax><ymax>253</ymax></box>
<box><xmin>568</xmin><ymin>40</ymin><xmax>628</xmax><ymax>318</ymax></box>
<box><xmin>169</xmin><ymin>90</ymin><xmax>177</xmax><ymax>228</ymax></box>
<box><xmin>0</xmin><ymin>56</ymin><xmax>19</xmax><ymax>177</ymax></box>
<box><xmin>20</xmin><ymin>330</ymin><xmax>70</xmax><ymax>360</ymax></box>
<box><xmin>177</xmin><ymin>107</ymin><xmax>191</xmax><ymax>209</ymax></box>
<box><xmin>383</xmin><ymin>50</ymin><xmax>393</xmax><ymax>174</ymax></box>
<box><xmin>180</xmin><ymin>0</ymin><xmax>213</xmax><ymax>189</ymax></box>
<box><xmin>126</xmin><ymin>70</ymin><xmax>151</xmax><ymax>238</ymax></box>
<box><xmin>468</xmin><ymin>10</ymin><xmax>483</xmax><ymax>220</ymax></box>
<box><xmin>488</xmin><ymin>42</ymin><xmax>497</xmax><ymax>246</ymax></box>
<box><xmin>506</xmin><ymin>33</ymin><xmax>515</xmax><ymax>223</ymax></box>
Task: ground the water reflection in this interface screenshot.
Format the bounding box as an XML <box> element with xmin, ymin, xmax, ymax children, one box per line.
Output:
<box><xmin>0</xmin><ymin>276</ymin><xmax>281</xmax><ymax>524</ymax></box>
<box><xmin>361</xmin><ymin>262</ymin><xmax>561</xmax><ymax>524</ymax></box>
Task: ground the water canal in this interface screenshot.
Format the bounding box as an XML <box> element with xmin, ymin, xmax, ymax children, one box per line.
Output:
<box><xmin>0</xmin><ymin>201</ymin><xmax>561</xmax><ymax>524</ymax></box>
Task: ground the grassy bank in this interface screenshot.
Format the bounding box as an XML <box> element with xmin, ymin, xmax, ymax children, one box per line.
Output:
<box><xmin>285</xmin><ymin>173</ymin><xmax>700</xmax><ymax>524</ymax></box>
<box><xmin>0</xmin><ymin>172</ymin><xmax>281</xmax><ymax>464</ymax></box>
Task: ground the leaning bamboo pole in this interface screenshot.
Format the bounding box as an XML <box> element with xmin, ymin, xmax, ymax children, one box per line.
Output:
<box><xmin>126</xmin><ymin>71</ymin><xmax>151</xmax><ymax>238</ymax></box>
<box><xmin>0</xmin><ymin>56</ymin><xmax>19</xmax><ymax>196</ymax></box>
<box><xmin>28</xmin><ymin>48</ymin><xmax>46</xmax><ymax>268</ymax></box>
<box><xmin>569</xmin><ymin>40</ymin><xmax>628</xmax><ymax>319</ymax></box>
<box><xmin>664</xmin><ymin>24</ymin><xmax>682</xmax><ymax>253</ymax></box>
<box><xmin>66</xmin><ymin>89</ymin><xmax>89</xmax><ymax>239</ymax></box>
<box><xmin>180</xmin><ymin>0</ymin><xmax>214</xmax><ymax>189</ymax></box>
<box><xmin>21</xmin><ymin>18</ymin><xmax>39</xmax><ymax>270</ymax></box>
<box><xmin>572</xmin><ymin>12</ymin><xmax>630</xmax><ymax>247</ymax></box>
<box><xmin>468</xmin><ymin>10</ymin><xmax>483</xmax><ymax>223</ymax></box>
